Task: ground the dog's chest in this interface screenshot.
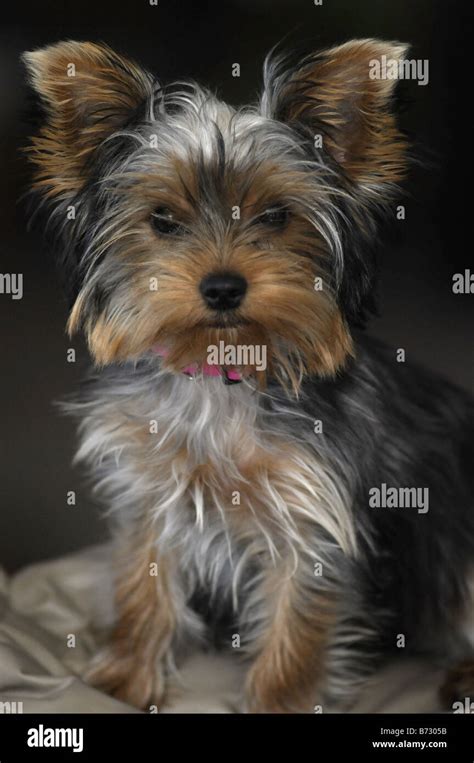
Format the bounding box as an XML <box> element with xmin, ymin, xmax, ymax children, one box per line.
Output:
<box><xmin>80</xmin><ymin>374</ymin><xmax>354</xmax><ymax>559</ymax></box>
<box><xmin>111</xmin><ymin>378</ymin><xmax>301</xmax><ymax>533</ymax></box>
<box><xmin>147</xmin><ymin>380</ymin><xmax>293</xmax><ymax>526</ymax></box>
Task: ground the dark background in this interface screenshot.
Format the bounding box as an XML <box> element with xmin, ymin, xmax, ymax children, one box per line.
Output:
<box><xmin>0</xmin><ymin>0</ymin><xmax>472</xmax><ymax>572</ymax></box>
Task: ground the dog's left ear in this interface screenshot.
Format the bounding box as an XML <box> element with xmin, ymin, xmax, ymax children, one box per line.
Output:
<box><xmin>263</xmin><ymin>38</ymin><xmax>409</xmax><ymax>195</ymax></box>
<box><xmin>23</xmin><ymin>40</ymin><xmax>153</xmax><ymax>199</ymax></box>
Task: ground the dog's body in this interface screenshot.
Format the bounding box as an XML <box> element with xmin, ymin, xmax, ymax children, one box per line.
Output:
<box><xmin>71</xmin><ymin>335</ymin><xmax>474</xmax><ymax>710</ymax></box>
<box><xmin>24</xmin><ymin>38</ymin><xmax>474</xmax><ymax>712</ymax></box>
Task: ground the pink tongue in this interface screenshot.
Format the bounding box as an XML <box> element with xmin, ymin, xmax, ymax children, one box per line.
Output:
<box><xmin>151</xmin><ymin>344</ymin><xmax>241</xmax><ymax>381</ymax></box>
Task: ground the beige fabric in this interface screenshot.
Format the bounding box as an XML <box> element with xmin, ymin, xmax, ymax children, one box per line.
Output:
<box><xmin>0</xmin><ymin>545</ymin><xmax>444</xmax><ymax>713</ymax></box>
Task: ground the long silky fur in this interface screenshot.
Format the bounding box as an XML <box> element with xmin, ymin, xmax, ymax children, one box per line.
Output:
<box><xmin>24</xmin><ymin>38</ymin><xmax>474</xmax><ymax>711</ymax></box>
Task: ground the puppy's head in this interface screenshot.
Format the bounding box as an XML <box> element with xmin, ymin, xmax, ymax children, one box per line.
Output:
<box><xmin>24</xmin><ymin>39</ymin><xmax>408</xmax><ymax>390</ymax></box>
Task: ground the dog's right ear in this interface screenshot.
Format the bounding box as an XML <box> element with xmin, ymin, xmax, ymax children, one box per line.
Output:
<box><xmin>23</xmin><ymin>40</ymin><xmax>153</xmax><ymax>199</ymax></box>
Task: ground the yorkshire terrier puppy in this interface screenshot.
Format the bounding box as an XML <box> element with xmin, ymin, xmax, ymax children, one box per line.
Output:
<box><xmin>24</xmin><ymin>38</ymin><xmax>474</xmax><ymax>713</ymax></box>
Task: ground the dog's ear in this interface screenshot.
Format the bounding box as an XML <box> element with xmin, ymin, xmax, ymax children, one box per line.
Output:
<box><xmin>263</xmin><ymin>38</ymin><xmax>409</xmax><ymax>195</ymax></box>
<box><xmin>23</xmin><ymin>41</ymin><xmax>153</xmax><ymax>198</ymax></box>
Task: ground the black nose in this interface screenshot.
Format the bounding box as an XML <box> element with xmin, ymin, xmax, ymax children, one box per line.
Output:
<box><xmin>199</xmin><ymin>272</ymin><xmax>247</xmax><ymax>310</ymax></box>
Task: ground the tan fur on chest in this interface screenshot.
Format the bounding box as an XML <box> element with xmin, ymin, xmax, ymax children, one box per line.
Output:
<box><xmin>92</xmin><ymin>398</ymin><xmax>352</xmax><ymax>561</ymax></box>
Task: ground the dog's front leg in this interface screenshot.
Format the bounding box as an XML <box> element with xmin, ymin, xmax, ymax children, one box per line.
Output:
<box><xmin>86</xmin><ymin>518</ymin><xmax>177</xmax><ymax>710</ymax></box>
<box><xmin>244</xmin><ymin>561</ymin><xmax>336</xmax><ymax>713</ymax></box>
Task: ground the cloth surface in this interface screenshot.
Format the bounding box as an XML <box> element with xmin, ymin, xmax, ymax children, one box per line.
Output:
<box><xmin>0</xmin><ymin>545</ymin><xmax>445</xmax><ymax>713</ymax></box>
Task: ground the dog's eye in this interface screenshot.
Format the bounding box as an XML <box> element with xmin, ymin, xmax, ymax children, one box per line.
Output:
<box><xmin>256</xmin><ymin>206</ymin><xmax>289</xmax><ymax>228</ymax></box>
<box><xmin>150</xmin><ymin>207</ymin><xmax>183</xmax><ymax>236</ymax></box>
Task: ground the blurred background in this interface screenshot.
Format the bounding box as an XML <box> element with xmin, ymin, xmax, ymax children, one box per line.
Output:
<box><xmin>0</xmin><ymin>0</ymin><xmax>472</xmax><ymax>571</ymax></box>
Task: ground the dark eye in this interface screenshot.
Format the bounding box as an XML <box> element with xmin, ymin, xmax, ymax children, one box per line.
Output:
<box><xmin>257</xmin><ymin>206</ymin><xmax>289</xmax><ymax>228</ymax></box>
<box><xmin>150</xmin><ymin>207</ymin><xmax>183</xmax><ymax>236</ymax></box>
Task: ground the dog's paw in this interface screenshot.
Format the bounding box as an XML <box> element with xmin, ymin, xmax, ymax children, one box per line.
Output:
<box><xmin>245</xmin><ymin>659</ymin><xmax>317</xmax><ymax>714</ymax></box>
<box><xmin>84</xmin><ymin>648</ymin><xmax>166</xmax><ymax>711</ymax></box>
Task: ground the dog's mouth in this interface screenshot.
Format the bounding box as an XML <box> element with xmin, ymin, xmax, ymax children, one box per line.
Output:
<box><xmin>150</xmin><ymin>343</ymin><xmax>244</xmax><ymax>383</ymax></box>
<box><xmin>204</xmin><ymin>315</ymin><xmax>250</xmax><ymax>329</ymax></box>
<box><xmin>149</xmin><ymin>316</ymin><xmax>270</xmax><ymax>384</ymax></box>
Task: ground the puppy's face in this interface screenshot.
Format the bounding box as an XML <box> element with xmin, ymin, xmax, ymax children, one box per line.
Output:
<box><xmin>24</xmin><ymin>39</ymin><xmax>407</xmax><ymax>389</ymax></box>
